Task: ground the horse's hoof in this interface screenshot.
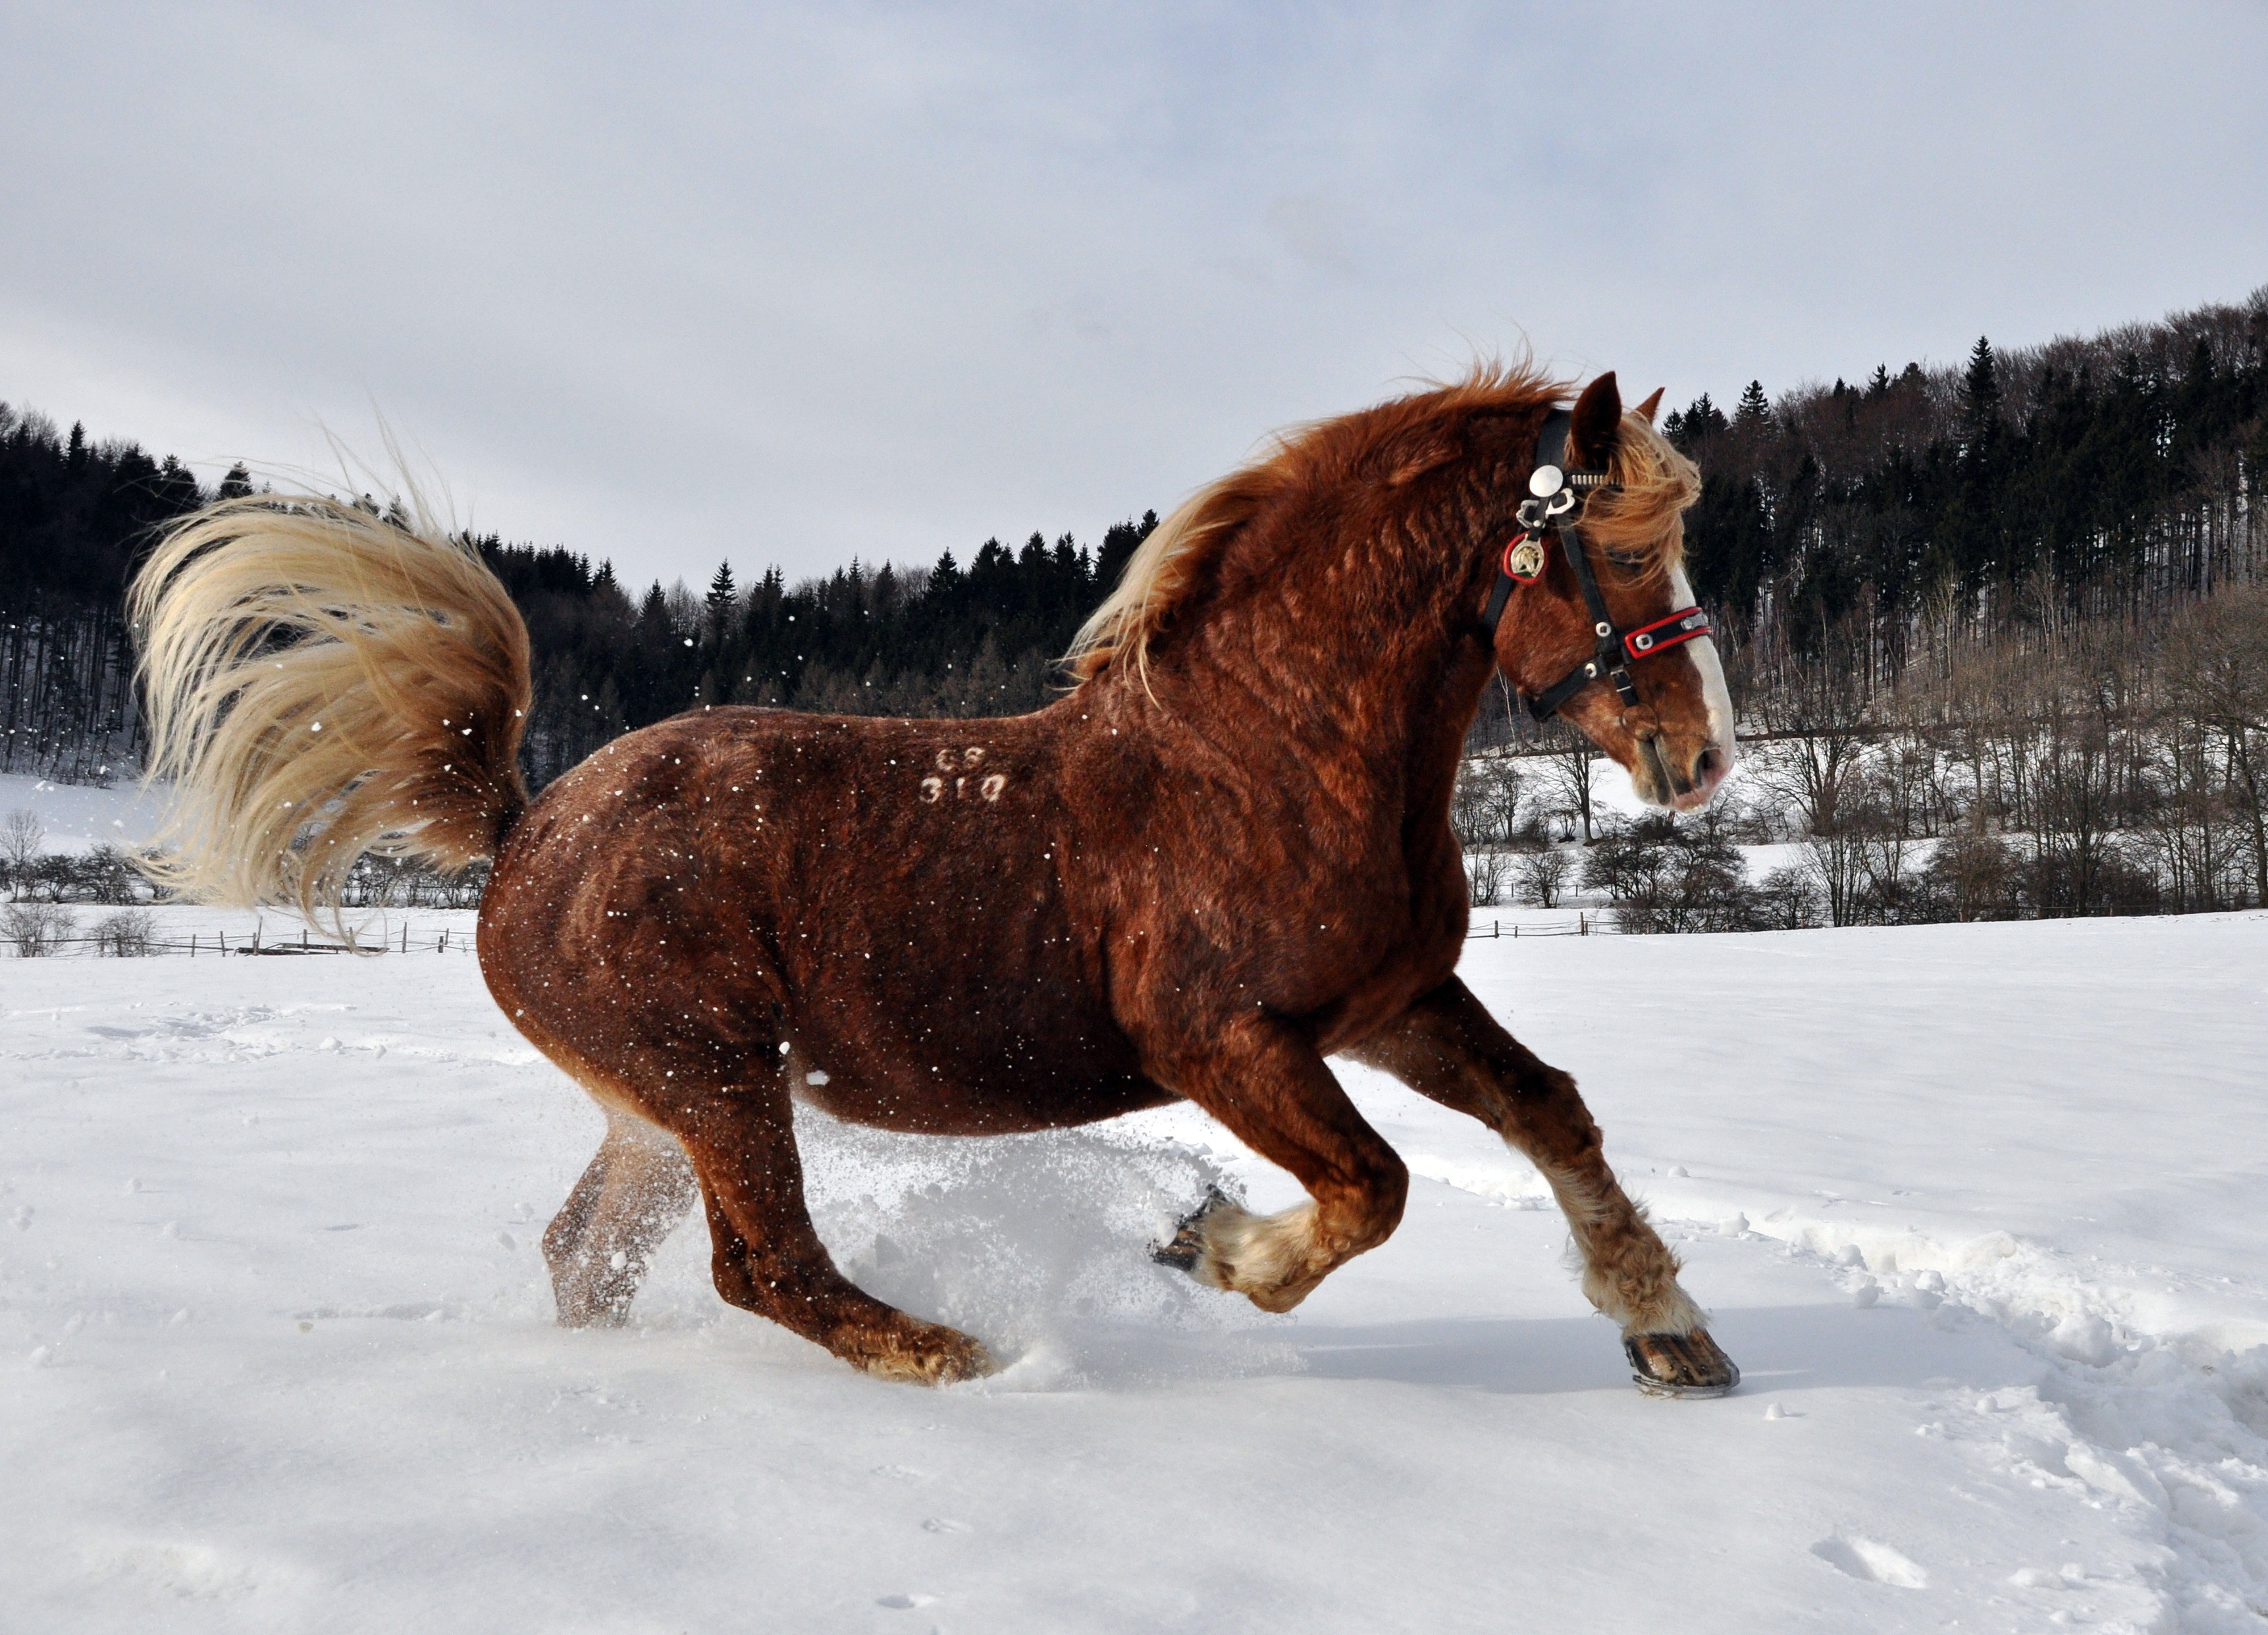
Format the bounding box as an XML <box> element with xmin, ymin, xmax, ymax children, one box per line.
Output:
<box><xmin>1625</xmin><ymin>1329</ymin><xmax>1740</xmax><ymax>1398</ymax></box>
<box><xmin>859</xmin><ymin>1326</ymin><xmax>999</xmax><ymax>1387</ymax></box>
<box><xmin>1151</xmin><ymin>1185</ymin><xmax>1230</xmax><ymax>1272</ymax></box>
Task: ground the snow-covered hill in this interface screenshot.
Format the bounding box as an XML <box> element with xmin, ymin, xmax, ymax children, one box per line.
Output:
<box><xmin>6</xmin><ymin>900</ymin><xmax>2266</xmax><ymax>1631</ymax></box>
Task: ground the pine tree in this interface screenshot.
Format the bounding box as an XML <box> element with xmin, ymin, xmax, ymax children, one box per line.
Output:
<box><xmin>1961</xmin><ymin>336</ymin><xmax>2000</xmax><ymax>445</ymax></box>
<box><xmin>1734</xmin><ymin>381</ymin><xmax>1772</xmax><ymax>430</ymax></box>
<box><xmin>1664</xmin><ymin>392</ymin><xmax>1727</xmax><ymax>450</ymax></box>
<box><xmin>218</xmin><ymin>463</ymin><xmax>253</xmax><ymax>500</ymax></box>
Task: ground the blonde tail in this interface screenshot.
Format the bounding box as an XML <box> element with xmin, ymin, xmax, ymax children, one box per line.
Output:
<box><xmin>130</xmin><ymin>493</ymin><xmax>533</xmax><ymax>922</ymax></box>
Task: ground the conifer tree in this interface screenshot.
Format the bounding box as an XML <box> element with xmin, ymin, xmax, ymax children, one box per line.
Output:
<box><xmin>1961</xmin><ymin>336</ymin><xmax>2001</xmax><ymax>445</ymax></box>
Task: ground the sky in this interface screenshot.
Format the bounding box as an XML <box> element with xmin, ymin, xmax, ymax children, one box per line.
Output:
<box><xmin>5</xmin><ymin>2</ymin><xmax>2265</xmax><ymax>591</ymax></box>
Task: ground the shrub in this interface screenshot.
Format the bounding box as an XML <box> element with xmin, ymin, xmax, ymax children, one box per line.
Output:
<box><xmin>2</xmin><ymin>902</ymin><xmax>76</xmax><ymax>956</ymax></box>
<box><xmin>1583</xmin><ymin>817</ymin><xmax>1772</xmax><ymax>934</ymax></box>
<box><xmin>91</xmin><ymin>909</ymin><xmax>157</xmax><ymax>956</ymax></box>
<box><xmin>1756</xmin><ymin>867</ymin><xmax>1823</xmax><ymax>928</ymax></box>
<box><xmin>1920</xmin><ymin>830</ymin><xmax>2020</xmax><ymax>922</ymax></box>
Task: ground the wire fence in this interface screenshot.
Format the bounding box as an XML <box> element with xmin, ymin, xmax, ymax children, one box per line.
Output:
<box><xmin>1464</xmin><ymin>913</ymin><xmax>1615</xmax><ymax>939</ymax></box>
<box><xmin>6</xmin><ymin>911</ymin><xmax>1614</xmax><ymax>959</ymax></box>
<box><xmin>0</xmin><ymin>918</ymin><xmax>477</xmax><ymax>959</ymax></box>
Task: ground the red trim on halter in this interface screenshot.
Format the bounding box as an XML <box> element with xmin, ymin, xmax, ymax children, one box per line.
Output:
<box><xmin>1620</xmin><ymin>606</ymin><xmax>1712</xmax><ymax>661</ymax></box>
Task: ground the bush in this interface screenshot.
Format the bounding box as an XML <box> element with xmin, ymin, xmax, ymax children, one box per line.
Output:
<box><xmin>1920</xmin><ymin>830</ymin><xmax>2020</xmax><ymax>922</ymax></box>
<box><xmin>2022</xmin><ymin>838</ymin><xmax>2161</xmax><ymax>919</ymax></box>
<box><xmin>1583</xmin><ymin>817</ymin><xmax>1772</xmax><ymax>934</ymax></box>
<box><xmin>1755</xmin><ymin>867</ymin><xmax>1823</xmax><ymax>928</ymax></box>
<box><xmin>2</xmin><ymin>902</ymin><xmax>76</xmax><ymax>956</ymax></box>
<box><xmin>91</xmin><ymin>909</ymin><xmax>156</xmax><ymax>956</ymax></box>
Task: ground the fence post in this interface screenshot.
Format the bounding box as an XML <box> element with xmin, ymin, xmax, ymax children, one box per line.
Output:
<box><xmin>1579</xmin><ymin>913</ymin><xmax>1587</xmax><ymax>936</ymax></box>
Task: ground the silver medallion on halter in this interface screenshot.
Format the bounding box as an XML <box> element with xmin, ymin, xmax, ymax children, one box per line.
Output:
<box><xmin>1504</xmin><ymin>533</ymin><xmax>1546</xmax><ymax>583</ymax></box>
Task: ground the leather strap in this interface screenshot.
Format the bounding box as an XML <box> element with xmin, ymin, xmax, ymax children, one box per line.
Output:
<box><xmin>1481</xmin><ymin>410</ymin><xmax>1571</xmax><ymax>633</ymax></box>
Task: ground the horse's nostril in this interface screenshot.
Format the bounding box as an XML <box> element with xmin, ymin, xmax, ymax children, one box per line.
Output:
<box><xmin>1694</xmin><ymin>747</ymin><xmax>1719</xmax><ymax>780</ymax></box>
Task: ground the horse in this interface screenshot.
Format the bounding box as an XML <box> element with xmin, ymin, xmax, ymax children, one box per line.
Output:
<box><xmin>132</xmin><ymin>365</ymin><xmax>1741</xmax><ymax>1395</ymax></box>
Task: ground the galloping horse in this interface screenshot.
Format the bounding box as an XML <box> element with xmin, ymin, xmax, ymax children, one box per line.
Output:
<box><xmin>134</xmin><ymin>367</ymin><xmax>1740</xmax><ymax>1395</ymax></box>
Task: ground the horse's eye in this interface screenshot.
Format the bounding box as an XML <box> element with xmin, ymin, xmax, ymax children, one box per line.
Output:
<box><xmin>1604</xmin><ymin>550</ymin><xmax>1647</xmax><ymax>571</ymax></box>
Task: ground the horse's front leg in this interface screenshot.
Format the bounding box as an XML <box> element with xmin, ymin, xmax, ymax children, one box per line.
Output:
<box><xmin>1153</xmin><ymin>1018</ymin><xmax>1408</xmax><ymax>1312</ymax></box>
<box><xmin>1344</xmin><ymin>977</ymin><xmax>1739</xmax><ymax>1397</ymax></box>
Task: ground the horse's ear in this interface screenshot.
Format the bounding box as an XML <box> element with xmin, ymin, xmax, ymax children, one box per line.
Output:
<box><xmin>1568</xmin><ymin>372</ymin><xmax>1623</xmax><ymax>467</ymax></box>
<box><xmin>1635</xmin><ymin>388</ymin><xmax>1664</xmax><ymax>426</ymax></box>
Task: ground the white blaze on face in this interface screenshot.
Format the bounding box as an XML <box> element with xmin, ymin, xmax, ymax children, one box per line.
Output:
<box><xmin>1668</xmin><ymin>563</ymin><xmax>1736</xmax><ymax>776</ymax></box>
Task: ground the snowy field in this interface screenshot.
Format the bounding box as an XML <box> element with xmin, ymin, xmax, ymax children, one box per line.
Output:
<box><xmin>5</xmin><ymin>771</ymin><xmax>2268</xmax><ymax>1629</ymax></box>
<box><xmin>5</xmin><ymin>892</ymin><xmax>2265</xmax><ymax>1634</ymax></box>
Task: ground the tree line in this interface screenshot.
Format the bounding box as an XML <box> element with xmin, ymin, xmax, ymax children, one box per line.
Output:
<box><xmin>6</xmin><ymin>286</ymin><xmax>2264</xmax><ymax>936</ymax></box>
<box><xmin>0</xmin><ymin>395</ymin><xmax>1155</xmax><ymax>788</ymax></box>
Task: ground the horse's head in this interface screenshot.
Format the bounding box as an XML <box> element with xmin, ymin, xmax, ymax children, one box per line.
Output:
<box><xmin>1490</xmin><ymin>373</ymin><xmax>1734</xmax><ymax>811</ymax></box>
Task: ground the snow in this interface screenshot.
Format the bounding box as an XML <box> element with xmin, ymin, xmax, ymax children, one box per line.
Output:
<box><xmin>7</xmin><ymin>869</ymin><xmax>2268</xmax><ymax>1624</ymax></box>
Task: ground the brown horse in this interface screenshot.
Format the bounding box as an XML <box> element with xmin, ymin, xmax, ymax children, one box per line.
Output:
<box><xmin>133</xmin><ymin>366</ymin><xmax>1740</xmax><ymax>1394</ymax></box>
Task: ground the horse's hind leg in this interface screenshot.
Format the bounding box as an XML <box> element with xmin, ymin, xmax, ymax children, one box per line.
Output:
<box><xmin>543</xmin><ymin>1111</ymin><xmax>697</xmax><ymax>1327</ymax></box>
<box><xmin>1346</xmin><ymin>977</ymin><xmax>1738</xmax><ymax>1397</ymax></box>
<box><xmin>668</xmin><ymin>1071</ymin><xmax>996</xmax><ymax>1387</ymax></box>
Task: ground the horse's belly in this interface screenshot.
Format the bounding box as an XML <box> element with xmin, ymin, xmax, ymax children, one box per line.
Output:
<box><xmin>790</xmin><ymin>1059</ymin><xmax>1176</xmax><ymax>1135</ymax></box>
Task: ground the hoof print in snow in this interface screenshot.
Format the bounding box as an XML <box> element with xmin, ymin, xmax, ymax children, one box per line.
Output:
<box><xmin>1625</xmin><ymin>1329</ymin><xmax>1740</xmax><ymax>1398</ymax></box>
<box><xmin>1150</xmin><ymin>1185</ymin><xmax>1230</xmax><ymax>1272</ymax></box>
<box><xmin>1812</xmin><ymin>1536</ymin><xmax>1928</xmax><ymax>1589</ymax></box>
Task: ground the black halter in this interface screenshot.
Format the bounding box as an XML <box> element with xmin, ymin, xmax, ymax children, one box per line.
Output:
<box><xmin>1482</xmin><ymin>409</ymin><xmax>1713</xmax><ymax>722</ymax></box>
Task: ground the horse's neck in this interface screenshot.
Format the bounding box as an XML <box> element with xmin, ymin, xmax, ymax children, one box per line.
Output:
<box><xmin>1149</xmin><ymin>534</ymin><xmax>1494</xmax><ymax>828</ymax></box>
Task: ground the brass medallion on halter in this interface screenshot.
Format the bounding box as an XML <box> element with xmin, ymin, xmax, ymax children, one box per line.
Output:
<box><xmin>1502</xmin><ymin>533</ymin><xmax>1547</xmax><ymax>584</ymax></box>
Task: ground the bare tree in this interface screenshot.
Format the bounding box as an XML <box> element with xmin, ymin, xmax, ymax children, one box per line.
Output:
<box><xmin>2164</xmin><ymin>583</ymin><xmax>2268</xmax><ymax>904</ymax></box>
<box><xmin>1464</xmin><ymin>849</ymin><xmax>1508</xmax><ymax>907</ymax></box>
<box><xmin>1451</xmin><ymin>757</ymin><xmax>1525</xmax><ymax>849</ymax></box>
<box><xmin>1532</xmin><ymin>721</ymin><xmax>1601</xmax><ymax>843</ymax></box>
<box><xmin>1516</xmin><ymin>848</ymin><xmax>1571</xmax><ymax>907</ymax></box>
<box><xmin>1751</xmin><ymin>632</ymin><xmax>1872</xmax><ymax>840</ymax></box>
<box><xmin>1</xmin><ymin>809</ymin><xmax>43</xmax><ymax>899</ymax></box>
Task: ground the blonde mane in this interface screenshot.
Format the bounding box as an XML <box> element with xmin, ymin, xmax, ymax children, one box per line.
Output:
<box><xmin>1065</xmin><ymin>365</ymin><xmax>1699</xmax><ymax>686</ymax></box>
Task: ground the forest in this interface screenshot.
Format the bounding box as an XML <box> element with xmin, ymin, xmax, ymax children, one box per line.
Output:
<box><xmin>3</xmin><ymin>286</ymin><xmax>2263</xmax><ymax>928</ymax></box>
<box><xmin>0</xmin><ymin>405</ymin><xmax>1155</xmax><ymax>787</ymax></box>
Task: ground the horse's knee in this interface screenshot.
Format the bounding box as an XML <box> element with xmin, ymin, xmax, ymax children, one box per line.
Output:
<box><xmin>1328</xmin><ymin>1149</ymin><xmax>1408</xmax><ymax>1256</ymax></box>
